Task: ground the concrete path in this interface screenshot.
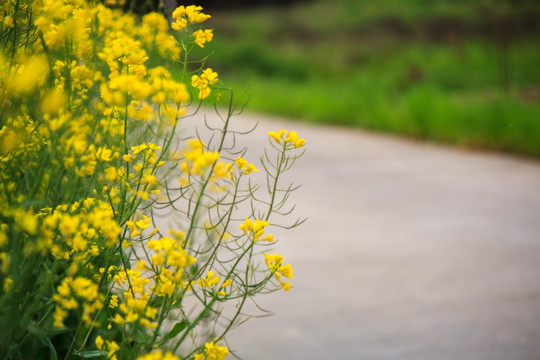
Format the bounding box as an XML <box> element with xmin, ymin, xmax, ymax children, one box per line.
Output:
<box><xmin>192</xmin><ymin>112</ymin><xmax>540</xmax><ymax>360</ymax></box>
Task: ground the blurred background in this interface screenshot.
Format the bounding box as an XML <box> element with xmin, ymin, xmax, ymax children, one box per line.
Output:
<box><xmin>186</xmin><ymin>0</ymin><xmax>540</xmax><ymax>158</ymax></box>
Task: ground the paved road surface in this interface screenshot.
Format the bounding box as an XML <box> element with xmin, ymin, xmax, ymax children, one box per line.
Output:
<box><xmin>186</xmin><ymin>111</ymin><xmax>540</xmax><ymax>360</ymax></box>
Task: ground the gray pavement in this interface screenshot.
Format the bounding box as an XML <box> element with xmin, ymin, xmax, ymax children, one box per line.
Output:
<box><xmin>191</xmin><ymin>112</ymin><xmax>540</xmax><ymax>360</ymax></box>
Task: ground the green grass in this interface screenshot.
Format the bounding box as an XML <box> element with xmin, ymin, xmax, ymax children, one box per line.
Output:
<box><xmin>197</xmin><ymin>0</ymin><xmax>540</xmax><ymax>157</ymax></box>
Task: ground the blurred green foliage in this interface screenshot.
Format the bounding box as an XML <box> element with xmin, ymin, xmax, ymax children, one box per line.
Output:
<box><xmin>197</xmin><ymin>0</ymin><xmax>540</xmax><ymax>157</ymax></box>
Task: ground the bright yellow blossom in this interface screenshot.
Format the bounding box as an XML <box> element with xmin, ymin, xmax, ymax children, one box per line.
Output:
<box><xmin>198</xmin><ymin>270</ymin><xmax>220</xmax><ymax>288</ymax></box>
<box><xmin>172</xmin><ymin>5</ymin><xmax>211</xmax><ymax>31</ymax></box>
<box><xmin>193</xmin><ymin>29</ymin><xmax>213</xmax><ymax>47</ymax></box>
<box><xmin>234</xmin><ymin>156</ymin><xmax>259</xmax><ymax>175</ymax></box>
<box><xmin>0</xmin><ymin>1</ymin><xmax>304</xmax><ymax>355</ymax></box>
<box><xmin>264</xmin><ymin>253</ymin><xmax>294</xmax><ymax>291</ymax></box>
<box><xmin>136</xmin><ymin>350</ymin><xmax>179</xmax><ymax>360</ymax></box>
<box><xmin>95</xmin><ymin>335</ymin><xmax>104</xmax><ymax>350</ymax></box>
<box><xmin>285</xmin><ymin>130</ymin><xmax>306</xmax><ymax>147</ymax></box>
<box><xmin>268</xmin><ymin>129</ymin><xmax>306</xmax><ymax>148</ymax></box>
<box><xmin>195</xmin><ymin>341</ymin><xmax>229</xmax><ymax>360</ymax></box>
<box><xmin>191</xmin><ymin>68</ymin><xmax>219</xmax><ymax>99</ymax></box>
<box><xmin>239</xmin><ymin>218</ymin><xmax>272</xmax><ymax>242</ymax></box>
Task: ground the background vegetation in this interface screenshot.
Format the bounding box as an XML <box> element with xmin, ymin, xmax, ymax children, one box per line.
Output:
<box><xmin>192</xmin><ymin>0</ymin><xmax>540</xmax><ymax>157</ymax></box>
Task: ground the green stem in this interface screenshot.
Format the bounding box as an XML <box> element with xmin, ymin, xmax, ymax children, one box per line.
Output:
<box><xmin>184</xmin><ymin>92</ymin><xmax>234</xmax><ymax>248</ymax></box>
<box><xmin>265</xmin><ymin>143</ymin><xmax>287</xmax><ymax>222</ymax></box>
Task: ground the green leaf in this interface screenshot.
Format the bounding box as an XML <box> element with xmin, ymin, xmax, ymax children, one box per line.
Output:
<box><xmin>133</xmin><ymin>328</ymin><xmax>149</xmax><ymax>343</ymax></box>
<box><xmin>190</xmin><ymin>264</ymin><xmax>199</xmax><ymax>276</ymax></box>
<box><xmin>166</xmin><ymin>320</ymin><xmax>189</xmax><ymax>340</ymax></box>
<box><xmin>28</xmin><ymin>326</ymin><xmax>58</xmax><ymax>360</ymax></box>
<box><xmin>76</xmin><ymin>350</ymin><xmax>108</xmax><ymax>359</ymax></box>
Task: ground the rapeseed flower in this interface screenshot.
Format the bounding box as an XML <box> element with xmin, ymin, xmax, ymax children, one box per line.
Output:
<box><xmin>194</xmin><ymin>341</ymin><xmax>229</xmax><ymax>360</ymax></box>
<box><xmin>137</xmin><ymin>350</ymin><xmax>179</xmax><ymax>360</ymax></box>
<box><xmin>198</xmin><ymin>270</ymin><xmax>220</xmax><ymax>288</ymax></box>
<box><xmin>172</xmin><ymin>5</ymin><xmax>211</xmax><ymax>31</ymax></box>
<box><xmin>0</xmin><ymin>1</ymin><xmax>305</xmax><ymax>356</ymax></box>
<box><xmin>234</xmin><ymin>156</ymin><xmax>259</xmax><ymax>175</ymax></box>
<box><xmin>268</xmin><ymin>129</ymin><xmax>306</xmax><ymax>148</ymax></box>
<box><xmin>191</xmin><ymin>68</ymin><xmax>219</xmax><ymax>99</ymax></box>
<box><xmin>239</xmin><ymin>218</ymin><xmax>273</xmax><ymax>243</ymax></box>
<box><xmin>193</xmin><ymin>29</ymin><xmax>213</xmax><ymax>48</ymax></box>
<box><xmin>264</xmin><ymin>253</ymin><xmax>294</xmax><ymax>291</ymax></box>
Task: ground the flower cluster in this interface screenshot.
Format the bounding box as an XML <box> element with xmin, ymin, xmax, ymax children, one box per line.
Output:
<box><xmin>53</xmin><ymin>276</ymin><xmax>105</xmax><ymax>328</ymax></box>
<box><xmin>181</xmin><ymin>139</ymin><xmax>220</xmax><ymax>177</ymax></box>
<box><xmin>137</xmin><ymin>350</ymin><xmax>179</xmax><ymax>360</ymax></box>
<box><xmin>194</xmin><ymin>341</ymin><xmax>229</xmax><ymax>360</ymax></box>
<box><xmin>197</xmin><ymin>270</ymin><xmax>220</xmax><ymax>288</ymax></box>
<box><xmin>234</xmin><ymin>156</ymin><xmax>259</xmax><ymax>175</ymax></box>
<box><xmin>191</xmin><ymin>68</ymin><xmax>219</xmax><ymax>99</ymax></box>
<box><xmin>0</xmin><ymin>1</ymin><xmax>305</xmax><ymax>359</ymax></box>
<box><xmin>239</xmin><ymin>218</ymin><xmax>274</xmax><ymax>243</ymax></box>
<box><xmin>264</xmin><ymin>253</ymin><xmax>294</xmax><ymax>291</ymax></box>
<box><xmin>268</xmin><ymin>129</ymin><xmax>306</xmax><ymax>148</ymax></box>
<box><xmin>171</xmin><ymin>5</ymin><xmax>211</xmax><ymax>31</ymax></box>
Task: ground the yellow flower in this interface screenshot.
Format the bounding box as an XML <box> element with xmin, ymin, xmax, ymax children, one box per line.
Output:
<box><xmin>18</xmin><ymin>211</ymin><xmax>38</xmax><ymax>235</ymax></box>
<box><xmin>212</xmin><ymin>161</ymin><xmax>233</xmax><ymax>180</ymax></box>
<box><xmin>3</xmin><ymin>277</ymin><xmax>13</xmax><ymax>292</ymax></box>
<box><xmin>201</xmin><ymin>68</ymin><xmax>218</xmax><ymax>85</ymax></box>
<box><xmin>0</xmin><ymin>232</ymin><xmax>7</xmax><ymax>248</ymax></box>
<box><xmin>279</xmin><ymin>263</ymin><xmax>293</xmax><ymax>279</ymax></box>
<box><xmin>244</xmin><ymin>163</ymin><xmax>259</xmax><ymax>175</ymax></box>
<box><xmin>104</xmin><ymin>167</ymin><xmax>117</xmax><ymax>181</ymax></box>
<box><xmin>197</xmin><ymin>270</ymin><xmax>219</xmax><ymax>288</ymax></box>
<box><xmin>52</xmin><ymin>276</ymin><xmax>104</xmax><ymax>327</ymax></box>
<box><xmin>193</xmin><ymin>29</ymin><xmax>213</xmax><ymax>48</ymax></box>
<box><xmin>234</xmin><ymin>156</ymin><xmax>259</xmax><ymax>175</ymax></box>
<box><xmin>109</xmin><ymin>295</ymin><xmax>119</xmax><ymax>308</ymax></box>
<box><xmin>7</xmin><ymin>55</ymin><xmax>49</xmax><ymax>95</ymax></box>
<box><xmin>191</xmin><ymin>68</ymin><xmax>218</xmax><ymax>99</ymax></box>
<box><xmin>239</xmin><ymin>218</ymin><xmax>270</xmax><ymax>242</ymax></box>
<box><xmin>53</xmin><ymin>307</ymin><xmax>67</xmax><ymax>328</ymax></box>
<box><xmin>3</xmin><ymin>16</ymin><xmax>14</xmax><ymax>27</ymax></box>
<box><xmin>181</xmin><ymin>139</ymin><xmax>220</xmax><ymax>175</ymax></box>
<box><xmin>261</xmin><ymin>234</ymin><xmax>274</xmax><ymax>242</ymax></box>
<box><xmin>151</xmin><ymin>252</ymin><xmax>165</xmax><ymax>266</ymax></box>
<box><xmin>95</xmin><ymin>147</ymin><xmax>116</xmax><ymax>162</ymax></box>
<box><xmin>264</xmin><ymin>253</ymin><xmax>293</xmax><ymax>291</ymax></box>
<box><xmin>95</xmin><ymin>335</ymin><xmax>104</xmax><ymax>350</ymax></box>
<box><xmin>136</xmin><ymin>350</ymin><xmax>179</xmax><ymax>360</ymax></box>
<box><xmin>281</xmin><ymin>282</ymin><xmax>291</xmax><ymax>291</ymax></box>
<box><xmin>268</xmin><ymin>129</ymin><xmax>287</xmax><ymax>143</ymax></box>
<box><xmin>141</xmin><ymin>173</ymin><xmax>157</xmax><ymax>185</ymax></box>
<box><xmin>268</xmin><ymin>129</ymin><xmax>305</xmax><ymax>147</ymax></box>
<box><xmin>106</xmin><ymin>340</ymin><xmax>120</xmax><ymax>359</ymax></box>
<box><xmin>234</xmin><ymin>156</ymin><xmax>248</xmax><ymax>169</ymax></box>
<box><xmin>171</xmin><ymin>5</ymin><xmax>211</xmax><ymax>31</ymax></box>
<box><xmin>204</xmin><ymin>341</ymin><xmax>229</xmax><ymax>360</ymax></box>
<box><xmin>119</xmin><ymin>53</ymin><xmax>149</xmax><ymax>66</ymax></box>
<box><xmin>135</xmin><ymin>260</ymin><xmax>147</xmax><ymax>271</ymax></box>
<box><xmin>41</xmin><ymin>89</ymin><xmax>66</xmax><ymax>115</ymax></box>
<box><xmin>284</xmin><ymin>130</ymin><xmax>306</xmax><ymax>148</ymax></box>
<box><xmin>126</xmin><ymin>220</ymin><xmax>140</xmax><ymax>237</ymax></box>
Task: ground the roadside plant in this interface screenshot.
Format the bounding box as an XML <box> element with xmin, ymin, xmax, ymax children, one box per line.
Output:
<box><xmin>0</xmin><ymin>1</ymin><xmax>305</xmax><ymax>359</ymax></box>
